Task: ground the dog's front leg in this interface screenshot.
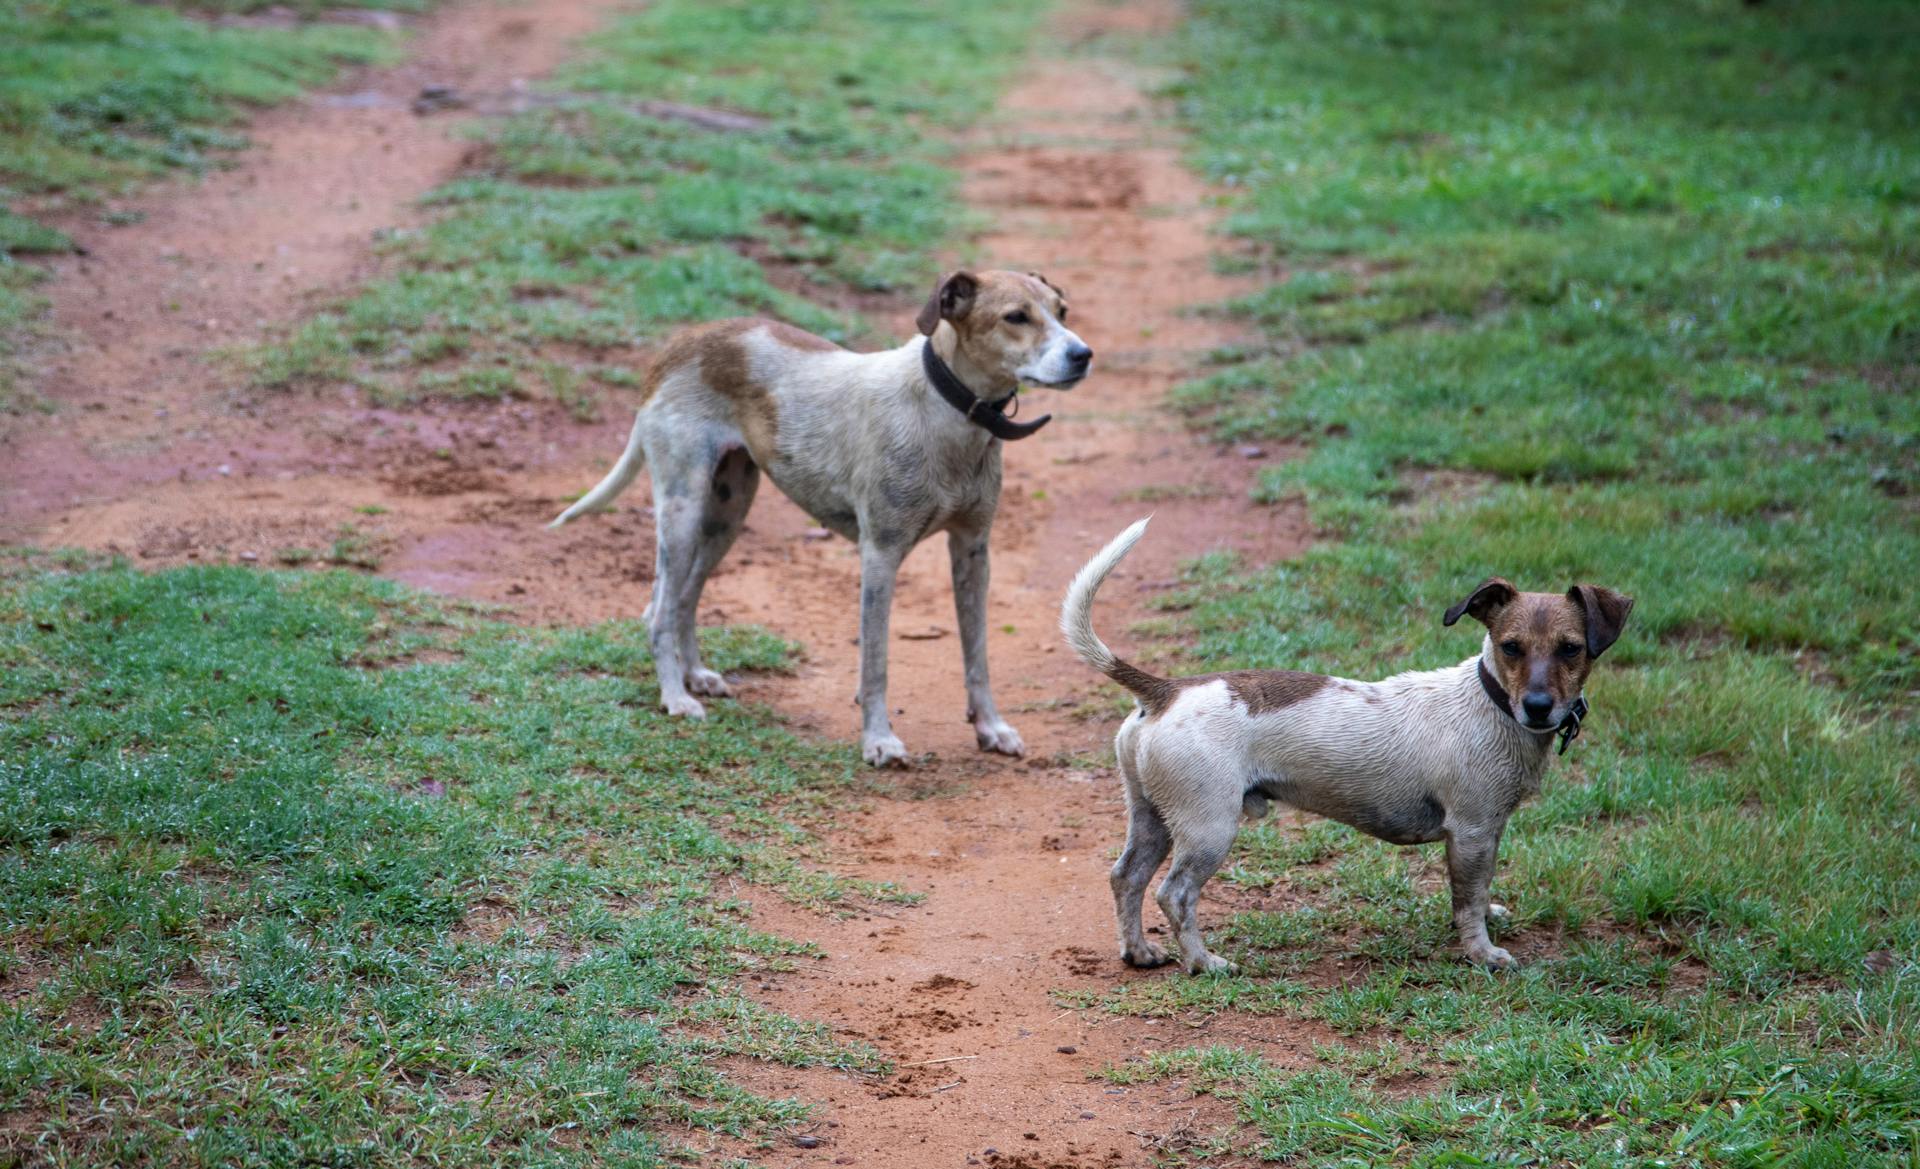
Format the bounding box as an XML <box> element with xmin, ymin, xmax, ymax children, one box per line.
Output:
<box><xmin>948</xmin><ymin>527</ymin><xmax>1023</xmax><ymax>756</ymax></box>
<box><xmin>1445</xmin><ymin>825</ymin><xmax>1513</xmax><ymax>969</ymax></box>
<box><xmin>857</xmin><ymin>539</ymin><xmax>910</xmax><ymax>767</ymax></box>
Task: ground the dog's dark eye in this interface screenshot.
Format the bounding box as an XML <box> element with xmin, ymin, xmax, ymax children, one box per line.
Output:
<box><xmin>1057</xmin><ymin>305</ymin><xmax>1069</xmax><ymax>322</ymax></box>
<box><xmin>1500</xmin><ymin>640</ymin><xmax>1523</xmax><ymax>659</ymax></box>
<box><xmin>1003</xmin><ymin>310</ymin><xmax>1031</xmax><ymax>326</ymax></box>
<box><xmin>1557</xmin><ymin>642</ymin><xmax>1583</xmax><ymax>660</ymax></box>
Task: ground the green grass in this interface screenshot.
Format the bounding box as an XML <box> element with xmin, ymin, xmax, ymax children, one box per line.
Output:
<box><xmin>0</xmin><ymin>558</ymin><xmax>898</xmax><ymax>1165</ymax></box>
<box><xmin>251</xmin><ymin>0</ymin><xmax>1047</xmax><ymax>407</ymax></box>
<box><xmin>0</xmin><ymin>0</ymin><xmax>398</xmax><ymax>404</ymax></box>
<box><xmin>0</xmin><ymin>2</ymin><xmax>392</xmax><ymax>213</ymax></box>
<box><xmin>1095</xmin><ymin>1</ymin><xmax>1920</xmax><ymax>1163</ymax></box>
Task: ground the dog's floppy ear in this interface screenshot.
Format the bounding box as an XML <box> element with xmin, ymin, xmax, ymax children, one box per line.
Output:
<box><xmin>917</xmin><ymin>271</ymin><xmax>979</xmax><ymax>336</ymax></box>
<box><xmin>1567</xmin><ymin>584</ymin><xmax>1634</xmax><ymax>657</ymax></box>
<box><xmin>1443</xmin><ymin>577</ymin><xmax>1517</xmax><ymax>628</ymax></box>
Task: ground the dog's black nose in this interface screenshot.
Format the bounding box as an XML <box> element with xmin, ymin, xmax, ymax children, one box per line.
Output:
<box><xmin>1521</xmin><ymin>692</ymin><xmax>1554</xmax><ymax>725</ymax></box>
<box><xmin>1068</xmin><ymin>343</ymin><xmax>1093</xmax><ymax>370</ymax></box>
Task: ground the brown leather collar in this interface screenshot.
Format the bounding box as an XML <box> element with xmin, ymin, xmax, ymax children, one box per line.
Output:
<box><xmin>922</xmin><ymin>340</ymin><xmax>1051</xmax><ymax>441</ymax></box>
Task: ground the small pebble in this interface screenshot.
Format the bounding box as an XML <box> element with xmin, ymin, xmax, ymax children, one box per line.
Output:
<box><xmin>1056</xmin><ymin>1045</ymin><xmax>1076</xmax><ymax>1054</ymax></box>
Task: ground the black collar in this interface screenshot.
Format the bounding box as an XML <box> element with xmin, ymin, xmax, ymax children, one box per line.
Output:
<box><xmin>1478</xmin><ymin>659</ymin><xmax>1590</xmax><ymax>756</ymax></box>
<box><xmin>922</xmin><ymin>340</ymin><xmax>1051</xmax><ymax>441</ymax></box>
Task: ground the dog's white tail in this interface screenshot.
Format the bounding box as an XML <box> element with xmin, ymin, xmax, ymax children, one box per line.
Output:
<box><xmin>548</xmin><ymin>413</ymin><xmax>647</xmax><ymax>528</ymax></box>
<box><xmin>1061</xmin><ymin>517</ymin><xmax>1173</xmax><ymax>705</ymax></box>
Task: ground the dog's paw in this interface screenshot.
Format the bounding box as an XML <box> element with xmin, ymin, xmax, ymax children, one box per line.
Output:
<box><xmin>1487</xmin><ymin>903</ymin><xmax>1510</xmax><ymax>921</ymax></box>
<box><xmin>1121</xmin><ymin>942</ymin><xmax>1171</xmax><ymax>969</ymax></box>
<box><xmin>862</xmin><ymin>733</ymin><xmax>909</xmax><ymax>768</ymax></box>
<box><xmin>973</xmin><ymin>717</ymin><xmax>1025</xmax><ymax>757</ymax></box>
<box><xmin>1183</xmin><ymin>952</ymin><xmax>1236</xmax><ymax>977</ymax></box>
<box><xmin>1468</xmin><ymin>944</ymin><xmax>1515</xmax><ymax>970</ymax></box>
<box><xmin>663</xmin><ymin>693</ymin><xmax>707</xmax><ymax>720</ymax></box>
<box><xmin>687</xmin><ymin>668</ymin><xmax>732</xmax><ymax>698</ymax></box>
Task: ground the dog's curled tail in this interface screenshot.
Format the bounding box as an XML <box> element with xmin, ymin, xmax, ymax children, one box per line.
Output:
<box><xmin>1060</xmin><ymin>517</ymin><xmax>1171</xmax><ymax>705</ymax></box>
<box><xmin>548</xmin><ymin>413</ymin><xmax>647</xmax><ymax>529</ymax></box>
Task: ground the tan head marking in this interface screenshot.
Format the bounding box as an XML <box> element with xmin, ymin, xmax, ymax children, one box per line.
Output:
<box><xmin>1445</xmin><ymin>577</ymin><xmax>1633</xmax><ymax>729</ymax></box>
<box><xmin>918</xmin><ymin>269</ymin><xmax>1091</xmax><ymax>393</ymax></box>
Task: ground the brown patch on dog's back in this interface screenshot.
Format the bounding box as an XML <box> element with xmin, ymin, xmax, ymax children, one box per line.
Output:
<box><xmin>641</xmin><ymin>319</ymin><xmax>787</xmax><ymax>458</ymax></box>
<box><xmin>641</xmin><ymin>319</ymin><xmax>748</xmax><ymax>400</ymax></box>
<box><xmin>1116</xmin><ymin>662</ymin><xmax>1329</xmax><ymax>719</ymax></box>
<box><xmin>1219</xmin><ymin>669</ymin><xmax>1328</xmax><ymax>715</ymax></box>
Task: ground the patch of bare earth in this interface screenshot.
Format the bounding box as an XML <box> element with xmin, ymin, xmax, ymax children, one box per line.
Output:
<box><xmin>0</xmin><ymin>0</ymin><xmax>1324</xmax><ymax>1161</ymax></box>
<box><xmin>0</xmin><ymin>0</ymin><xmax>627</xmax><ymax>544</ymax></box>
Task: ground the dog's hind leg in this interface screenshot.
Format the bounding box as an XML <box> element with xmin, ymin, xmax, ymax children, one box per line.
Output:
<box><xmin>646</xmin><ymin>433</ymin><xmax>743</xmax><ymax>718</ymax></box>
<box><xmin>1112</xmin><ymin>772</ymin><xmax>1174</xmax><ymax>969</ymax></box>
<box><xmin>1156</xmin><ymin>820</ymin><xmax>1239</xmax><ymax>976</ymax></box>
<box><xmin>674</xmin><ymin>445</ymin><xmax>759</xmax><ymax>698</ymax></box>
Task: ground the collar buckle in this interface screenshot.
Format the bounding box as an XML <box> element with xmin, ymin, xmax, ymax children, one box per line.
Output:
<box><xmin>1556</xmin><ymin>696</ymin><xmax>1589</xmax><ymax>755</ymax></box>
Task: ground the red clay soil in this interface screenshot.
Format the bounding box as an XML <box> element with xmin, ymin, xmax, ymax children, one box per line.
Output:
<box><xmin>0</xmin><ymin>0</ymin><xmax>623</xmax><ymax>536</ymax></box>
<box><xmin>2</xmin><ymin>0</ymin><xmax>1328</xmax><ymax>1163</ymax></box>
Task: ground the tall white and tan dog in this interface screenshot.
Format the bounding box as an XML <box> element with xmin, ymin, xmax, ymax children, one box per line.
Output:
<box><xmin>1062</xmin><ymin>518</ymin><xmax>1632</xmax><ymax>971</ymax></box>
<box><xmin>552</xmin><ymin>270</ymin><xmax>1092</xmax><ymax>766</ymax></box>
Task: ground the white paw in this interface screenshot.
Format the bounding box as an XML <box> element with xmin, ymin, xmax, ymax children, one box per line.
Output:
<box><xmin>973</xmin><ymin>717</ymin><xmax>1025</xmax><ymax>756</ymax></box>
<box><xmin>1488</xmin><ymin>903</ymin><xmax>1510</xmax><ymax>921</ymax></box>
<box><xmin>862</xmin><ymin>732</ymin><xmax>909</xmax><ymax>768</ymax></box>
<box><xmin>1122</xmin><ymin>942</ymin><xmax>1171</xmax><ymax>969</ymax></box>
<box><xmin>1468</xmin><ymin>944</ymin><xmax>1515</xmax><ymax>970</ymax></box>
<box><xmin>662</xmin><ymin>693</ymin><xmax>707</xmax><ymax>719</ymax></box>
<box><xmin>687</xmin><ymin>668</ymin><xmax>732</xmax><ymax>697</ymax></box>
<box><xmin>1183</xmin><ymin>951</ymin><xmax>1235</xmax><ymax>977</ymax></box>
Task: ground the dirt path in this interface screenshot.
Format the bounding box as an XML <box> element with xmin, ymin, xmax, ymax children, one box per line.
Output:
<box><xmin>3</xmin><ymin>0</ymin><xmax>1314</xmax><ymax>1163</ymax></box>
<box><xmin>696</xmin><ymin>4</ymin><xmax>1316</xmax><ymax>1164</ymax></box>
<box><xmin>0</xmin><ymin>0</ymin><xmax>622</xmax><ymax>536</ymax></box>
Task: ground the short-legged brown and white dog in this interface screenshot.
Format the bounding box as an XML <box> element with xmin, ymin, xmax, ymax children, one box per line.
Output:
<box><xmin>551</xmin><ymin>270</ymin><xmax>1092</xmax><ymax>766</ymax></box>
<box><xmin>1062</xmin><ymin>518</ymin><xmax>1632</xmax><ymax>971</ymax></box>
